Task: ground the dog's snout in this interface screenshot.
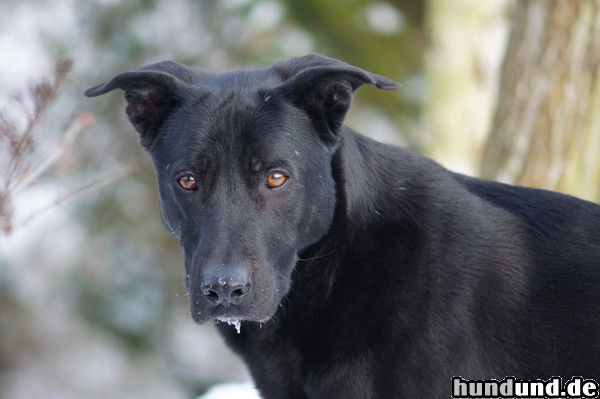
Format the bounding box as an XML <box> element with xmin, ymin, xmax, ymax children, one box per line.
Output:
<box><xmin>201</xmin><ymin>265</ymin><xmax>251</xmax><ymax>306</ymax></box>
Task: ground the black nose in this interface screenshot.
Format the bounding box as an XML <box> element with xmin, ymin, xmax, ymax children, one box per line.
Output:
<box><xmin>201</xmin><ymin>267</ymin><xmax>251</xmax><ymax>306</ymax></box>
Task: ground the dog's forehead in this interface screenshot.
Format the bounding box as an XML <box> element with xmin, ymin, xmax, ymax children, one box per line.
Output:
<box><xmin>200</xmin><ymin>66</ymin><xmax>283</xmax><ymax>91</ymax></box>
<box><xmin>157</xmin><ymin>90</ymin><xmax>312</xmax><ymax>169</ymax></box>
<box><xmin>183</xmin><ymin>68</ymin><xmax>283</xmax><ymax>121</ymax></box>
<box><xmin>151</xmin><ymin>65</ymin><xmax>323</xmax><ymax>170</ymax></box>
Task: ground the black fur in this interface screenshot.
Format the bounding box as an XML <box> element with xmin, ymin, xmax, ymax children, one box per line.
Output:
<box><xmin>86</xmin><ymin>54</ymin><xmax>600</xmax><ymax>398</ymax></box>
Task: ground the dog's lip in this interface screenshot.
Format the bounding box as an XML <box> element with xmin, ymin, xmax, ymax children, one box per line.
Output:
<box><xmin>190</xmin><ymin>300</ymin><xmax>279</xmax><ymax>327</ymax></box>
<box><xmin>190</xmin><ymin>303</ymin><xmax>270</xmax><ymax>324</ymax></box>
<box><xmin>191</xmin><ymin>305</ymin><xmax>241</xmax><ymax>323</ymax></box>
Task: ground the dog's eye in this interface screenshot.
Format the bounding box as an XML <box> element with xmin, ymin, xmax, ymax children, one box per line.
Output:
<box><xmin>266</xmin><ymin>171</ymin><xmax>288</xmax><ymax>189</ymax></box>
<box><xmin>178</xmin><ymin>174</ymin><xmax>198</xmax><ymax>191</ymax></box>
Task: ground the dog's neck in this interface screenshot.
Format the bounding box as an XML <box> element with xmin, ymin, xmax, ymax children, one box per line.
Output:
<box><xmin>333</xmin><ymin>127</ymin><xmax>426</xmax><ymax>233</ymax></box>
<box><xmin>295</xmin><ymin>127</ymin><xmax>432</xmax><ymax>278</ymax></box>
<box><xmin>291</xmin><ymin>127</ymin><xmax>429</xmax><ymax>312</ymax></box>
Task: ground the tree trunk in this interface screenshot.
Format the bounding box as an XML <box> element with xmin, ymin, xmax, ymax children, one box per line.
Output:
<box><xmin>481</xmin><ymin>0</ymin><xmax>600</xmax><ymax>202</ymax></box>
<box><xmin>424</xmin><ymin>0</ymin><xmax>512</xmax><ymax>175</ymax></box>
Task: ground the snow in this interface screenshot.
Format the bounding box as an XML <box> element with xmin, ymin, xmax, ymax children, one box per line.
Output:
<box><xmin>197</xmin><ymin>383</ymin><xmax>260</xmax><ymax>399</ymax></box>
<box><xmin>363</xmin><ymin>2</ymin><xmax>405</xmax><ymax>36</ymax></box>
<box><xmin>218</xmin><ymin>318</ymin><xmax>242</xmax><ymax>334</ymax></box>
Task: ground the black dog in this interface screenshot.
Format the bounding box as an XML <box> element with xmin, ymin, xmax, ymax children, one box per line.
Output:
<box><xmin>86</xmin><ymin>54</ymin><xmax>600</xmax><ymax>398</ymax></box>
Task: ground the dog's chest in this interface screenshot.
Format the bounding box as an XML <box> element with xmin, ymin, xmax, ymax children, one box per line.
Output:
<box><xmin>223</xmin><ymin>312</ymin><xmax>378</xmax><ymax>397</ymax></box>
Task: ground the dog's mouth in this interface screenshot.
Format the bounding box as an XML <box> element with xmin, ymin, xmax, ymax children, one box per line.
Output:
<box><xmin>189</xmin><ymin>301</ymin><xmax>245</xmax><ymax>324</ymax></box>
<box><xmin>189</xmin><ymin>291</ymin><xmax>282</xmax><ymax>328</ymax></box>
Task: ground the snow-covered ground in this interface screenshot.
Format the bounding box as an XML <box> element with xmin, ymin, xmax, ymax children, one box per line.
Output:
<box><xmin>197</xmin><ymin>383</ymin><xmax>261</xmax><ymax>399</ymax></box>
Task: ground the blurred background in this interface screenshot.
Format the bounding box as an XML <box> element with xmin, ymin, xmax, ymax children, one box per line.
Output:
<box><xmin>1</xmin><ymin>0</ymin><xmax>599</xmax><ymax>398</ymax></box>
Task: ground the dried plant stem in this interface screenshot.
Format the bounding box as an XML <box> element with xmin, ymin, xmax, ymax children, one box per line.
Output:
<box><xmin>1</xmin><ymin>59</ymin><xmax>77</xmax><ymax>234</ymax></box>
<box><xmin>9</xmin><ymin>113</ymin><xmax>94</xmax><ymax>196</ymax></box>
<box><xmin>13</xmin><ymin>159</ymin><xmax>139</xmax><ymax>231</ymax></box>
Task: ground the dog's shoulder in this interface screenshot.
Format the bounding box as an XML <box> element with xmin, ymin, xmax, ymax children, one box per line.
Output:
<box><xmin>453</xmin><ymin>173</ymin><xmax>600</xmax><ymax>232</ymax></box>
<box><xmin>452</xmin><ymin>173</ymin><xmax>600</xmax><ymax>273</ymax></box>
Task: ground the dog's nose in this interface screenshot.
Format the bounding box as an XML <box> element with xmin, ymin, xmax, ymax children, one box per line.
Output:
<box><xmin>202</xmin><ymin>280</ymin><xmax>249</xmax><ymax>305</ymax></box>
<box><xmin>201</xmin><ymin>266</ymin><xmax>251</xmax><ymax>306</ymax></box>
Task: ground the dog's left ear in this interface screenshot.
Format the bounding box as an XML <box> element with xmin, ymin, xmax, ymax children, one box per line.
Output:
<box><xmin>273</xmin><ymin>54</ymin><xmax>399</xmax><ymax>145</ymax></box>
<box><xmin>85</xmin><ymin>61</ymin><xmax>199</xmax><ymax>147</ymax></box>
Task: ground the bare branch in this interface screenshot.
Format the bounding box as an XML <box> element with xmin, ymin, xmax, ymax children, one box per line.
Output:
<box><xmin>9</xmin><ymin>113</ymin><xmax>94</xmax><ymax>197</ymax></box>
<box><xmin>12</xmin><ymin>159</ymin><xmax>139</xmax><ymax>232</ymax></box>
<box><xmin>0</xmin><ymin>59</ymin><xmax>105</xmax><ymax>234</ymax></box>
<box><xmin>2</xmin><ymin>59</ymin><xmax>73</xmax><ymax>185</ymax></box>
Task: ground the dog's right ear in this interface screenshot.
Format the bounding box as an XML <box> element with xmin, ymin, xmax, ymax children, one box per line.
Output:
<box><xmin>85</xmin><ymin>61</ymin><xmax>197</xmax><ymax>147</ymax></box>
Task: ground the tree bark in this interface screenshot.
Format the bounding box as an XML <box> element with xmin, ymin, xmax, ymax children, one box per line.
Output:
<box><xmin>424</xmin><ymin>0</ymin><xmax>512</xmax><ymax>175</ymax></box>
<box><xmin>481</xmin><ymin>0</ymin><xmax>600</xmax><ymax>202</ymax></box>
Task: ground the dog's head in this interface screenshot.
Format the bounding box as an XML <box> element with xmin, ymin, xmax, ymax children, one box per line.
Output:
<box><xmin>86</xmin><ymin>54</ymin><xmax>399</xmax><ymax>324</ymax></box>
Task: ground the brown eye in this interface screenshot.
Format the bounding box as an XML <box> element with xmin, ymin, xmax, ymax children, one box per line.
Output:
<box><xmin>266</xmin><ymin>171</ymin><xmax>288</xmax><ymax>189</ymax></box>
<box><xmin>178</xmin><ymin>174</ymin><xmax>198</xmax><ymax>191</ymax></box>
